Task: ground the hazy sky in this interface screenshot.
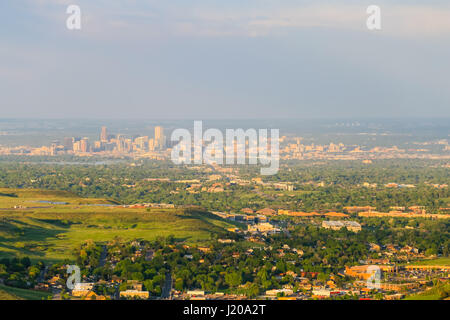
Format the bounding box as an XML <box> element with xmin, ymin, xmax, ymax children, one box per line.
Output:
<box><xmin>1</xmin><ymin>1</ymin><xmax>450</xmax><ymax>119</ymax></box>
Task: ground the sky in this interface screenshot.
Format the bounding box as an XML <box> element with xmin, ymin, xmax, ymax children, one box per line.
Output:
<box><xmin>0</xmin><ymin>0</ymin><xmax>450</xmax><ymax>119</ymax></box>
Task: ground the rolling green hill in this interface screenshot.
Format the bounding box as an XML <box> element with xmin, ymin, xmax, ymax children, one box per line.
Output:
<box><xmin>0</xmin><ymin>188</ymin><xmax>240</xmax><ymax>262</ymax></box>
<box><xmin>0</xmin><ymin>288</ymin><xmax>20</xmax><ymax>300</ymax></box>
<box><xmin>405</xmin><ymin>282</ymin><xmax>450</xmax><ymax>300</ymax></box>
<box><xmin>0</xmin><ymin>284</ymin><xmax>51</xmax><ymax>300</ymax></box>
<box><xmin>409</xmin><ymin>257</ymin><xmax>450</xmax><ymax>266</ymax></box>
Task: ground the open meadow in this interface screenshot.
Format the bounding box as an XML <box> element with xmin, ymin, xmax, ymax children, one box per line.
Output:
<box><xmin>409</xmin><ymin>257</ymin><xmax>450</xmax><ymax>266</ymax></box>
<box><xmin>0</xmin><ymin>284</ymin><xmax>51</xmax><ymax>300</ymax></box>
<box><xmin>0</xmin><ymin>188</ymin><xmax>238</xmax><ymax>262</ymax></box>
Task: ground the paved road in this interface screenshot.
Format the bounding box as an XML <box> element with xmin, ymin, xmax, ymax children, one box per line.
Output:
<box><xmin>99</xmin><ymin>245</ymin><xmax>107</xmax><ymax>267</ymax></box>
<box><xmin>52</xmin><ymin>289</ymin><xmax>62</xmax><ymax>300</ymax></box>
<box><xmin>37</xmin><ymin>266</ymin><xmax>48</xmax><ymax>284</ymax></box>
<box><xmin>160</xmin><ymin>273</ymin><xmax>173</xmax><ymax>299</ymax></box>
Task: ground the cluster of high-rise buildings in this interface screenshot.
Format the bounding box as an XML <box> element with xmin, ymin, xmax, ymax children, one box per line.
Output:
<box><xmin>1</xmin><ymin>128</ymin><xmax>448</xmax><ymax>161</ymax></box>
<box><xmin>60</xmin><ymin>126</ymin><xmax>167</xmax><ymax>155</ymax></box>
<box><xmin>280</xmin><ymin>137</ymin><xmax>450</xmax><ymax>161</ymax></box>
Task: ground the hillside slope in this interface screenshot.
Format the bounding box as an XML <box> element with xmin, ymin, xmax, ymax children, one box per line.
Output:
<box><xmin>0</xmin><ymin>188</ymin><xmax>239</xmax><ymax>262</ymax></box>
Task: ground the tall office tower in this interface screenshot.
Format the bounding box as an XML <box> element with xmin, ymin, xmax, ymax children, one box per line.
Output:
<box><xmin>80</xmin><ymin>138</ymin><xmax>90</xmax><ymax>153</ymax></box>
<box><xmin>94</xmin><ymin>141</ymin><xmax>102</xmax><ymax>152</ymax></box>
<box><xmin>135</xmin><ymin>136</ymin><xmax>148</xmax><ymax>151</ymax></box>
<box><xmin>125</xmin><ymin>138</ymin><xmax>133</xmax><ymax>153</ymax></box>
<box><xmin>116</xmin><ymin>134</ymin><xmax>125</xmax><ymax>152</ymax></box>
<box><xmin>73</xmin><ymin>141</ymin><xmax>82</xmax><ymax>152</ymax></box>
<box><xmin>148</xmin><ymin>138</ymin><xmax>155</xmax><ymax>151</ymax></box>
<box><xmin>63</xmin><ymin>137</ymin><xmax>74</xmax><ymax>151</ymax></box>
<box><xmin>154</xmin><ymin>126</ymin><xmax>165</xmax><ymax>150</ymax></box>
<box><xmin>101</xmin><ymin>126</ymin><xmax>108</xmax><ymax>142</ymax></box>
<box><xmin>50</xmin><ymin>140</ymin><xmax>59</xmax><ymax>156</ymax></box>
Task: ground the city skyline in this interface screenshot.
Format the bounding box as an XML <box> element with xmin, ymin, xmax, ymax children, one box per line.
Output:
<box><xmin>60</xmin><ymin>126</ymin><xmax>167</xmax><ymax>154</ymax></box>
<box><xmin>2</xmin><ymin>124</ymin><xmax>448</xmax><ymax>163</ymax></box>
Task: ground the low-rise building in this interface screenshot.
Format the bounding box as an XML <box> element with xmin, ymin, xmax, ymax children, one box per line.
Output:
<box><xmin>119</xmin><ymin>290</ymin><xmax>149</xmax><ymax>299</ymax></box>
<box><xmin>248</xmin><ymin>222</ymin><xmax>280</xmax><ymax>235</ymax></box>
<box><xmin>72</xmin><ymin>282</ymin><xmax>95</xmax><ymax>297</ymax></box>
<box><xmin>322</xmin><ymin>220</ymin><xmax>361</xmax><ymax>232</ymax></box>
<box><xmin>265</xmin><ymin>288</ymin><xmax>293</xmax><ymax>296</ymax></box>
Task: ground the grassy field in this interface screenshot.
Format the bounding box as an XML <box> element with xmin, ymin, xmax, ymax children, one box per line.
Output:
<box><xmin>404</xmin><ymin>257</ymin><xmax>450</xmax><ymax>300</ymax></box>
<box><xmin>0</xmin><ymin>188</ymin><xmax>116</xmax><ymax>206</ymax></box>
<box><xmin>0</xmin><ymin>188</ymin><xmax>239</xmax><ymax>262</ymax></box>
<box><xmin>404</xmin><ymin>282</ymin><xmax>450</xmax><ymax>300</ymax></box>
<box><xmin>410</xmin><ymin>257</ymin><xmax>450</xmax><ymax>266</ymax></box>
<box><xmin>0</xmin><ymin>284</ymin><xmax>51</xmax><ymax>300</ymax></box>
<box><xmin>0</xmin><ymin>288</ymin><xmax>20</xmax><ymax>300</ymax></box>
